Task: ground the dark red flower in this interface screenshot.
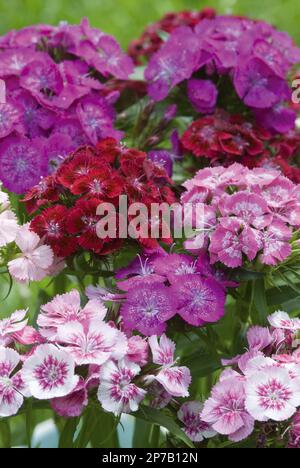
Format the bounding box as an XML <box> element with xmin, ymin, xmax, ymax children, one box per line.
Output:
<box><xmin>70</xmin><ymin>168</ymin><xmax>123</xmax><ymax>199</ymax></box>
<box><xmin>30</xmin><ymin>205</ymin><xmax>77</xmax><ymax>257</ymax></box>
<box><xmin>66</xmin><ymin>198</ymin><xmax>104</xmax><ymax>253</ymax></box>
<box><xmin>181</xmin><ymin>116</ymin><xmax>220</xmax><ymax>159</ymax></box>
<box><xmin>22</xmin><ymin>176</ymin><xmax>60</xmax><ymax>214</ymax></box>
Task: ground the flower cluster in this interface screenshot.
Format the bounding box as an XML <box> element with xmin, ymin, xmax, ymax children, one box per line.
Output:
<box><xmin>87</xmin><ymin>250</ymin><xmax>228</xmax><ymax>336</ymax></box>
<box><xmin>0</xmin><ymin>289</ymin><xmax>191</xmax><ymax>418</ymax></box>
<box><xmin>0</xmin><ymin>19</ymin><xmax>134</xmax><ymax>194</ymax></box>
<box><xmin>182</xmin><ymin>163</ymin><xmax>300</xmax><ymax>268</ymax></box>
<box><xmin>200</xmin><ymin>311</ymin><xmax>300</xmax><ymax>445</ymax></box>
<box><xmin>181</xmin><ymin>110</ymin><xmax>300</xmax><ymax>183</ymax></box>
<box><xmin>144</xmin><ymin>15</ymin><xmax>300</xmax><ymax>133</ymax></box>
<box><xmin>128</xmin><ymin>8</ymin><xmax>216</xmax><ymax>64</ymax></box>
<box><xmin>24</xmin><ymin>139</ymin><xmax>176</xmax><ymax>258</ymax></box>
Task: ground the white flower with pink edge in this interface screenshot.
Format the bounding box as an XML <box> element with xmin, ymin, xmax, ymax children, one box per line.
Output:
<box><xmin>97</xmin><ymin>359</ymin><xmax>146</xmax><ymax>415</ymax></box>
<box><xmin>178</xmin><ymin>401</ymin><xmax>216</xmax><ymax>442</ymax></box>
<box><xmin>22</xmin><ymin>344</ymin><xmax>79</xmax><ymax>399</ymax></box>
<box><xmin>0</xmin><ymin>347</ymin><xmax>28</xmax><ymax>417</ymax></box>
<box><xmin>268</xmin><ymin>311</ymin><xmax>300</xmax><ymax>332</ymax></box>
<box><xmin>245</xmin><ymin>366</ymin><xmax>300</xmax><ymax>422</ymax></box>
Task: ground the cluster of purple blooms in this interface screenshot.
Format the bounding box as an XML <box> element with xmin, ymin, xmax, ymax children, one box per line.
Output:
<box><xmin>144</xmin><ymin>16</ymin><xmax>300</xmax><ymax>133</ymax></box>
<box><xmin>0</xmin><ymin>19</ymin><xmax>133</xmax><ymax>194</ymax></box>
<box><xmin>86</xmin><ymin>250</ymin><xmax>230</xmax><ymax>336</ymax></box>
<box><xmin>0</xmin><ymin>290</ymin><xmax>192</xmax><ymax>419</ymax></box>
<box><xmin>182</xmin><ymin>163</ymin><xmax>300</xmax><ymax>268</ymax></box>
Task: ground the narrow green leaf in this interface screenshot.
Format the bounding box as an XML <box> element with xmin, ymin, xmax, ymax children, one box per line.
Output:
<box><xmin>132</xmin><ymin>419</ymin><xmax>153</xmax><ymax>448</ymax></box>
<box><xmin>90</xmin><ymin>412</ymin><xmax>119</xmax><ymax>448</ymax></box>
<box><xmin>59</xmin><ymin>418</ymin><xmax>79</xmax><ymax>448</ymax></box>
<box><xmin>0</xmin><ymin>420</ymin><xmax>11</xmax><ymax>448</ymax></box>
<box><xmin>253</xmin><ymin>280</ymin><xmax>269</xmax><ymax>325</ymax></box>
<box><xmin>135</xmin><ymin>406</ymin><xmax>194</xmax><ymax>448</ymax></box>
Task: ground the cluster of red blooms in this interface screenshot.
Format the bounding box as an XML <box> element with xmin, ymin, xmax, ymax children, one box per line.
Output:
<box><xmin>23</xmin><ymin>139</ymin><xmax>176</xmax><ymax>258</ymax></box>
<box><xmin>128</xmin><ymin>8</ymin><xmax>216</xmax><ymax>64</ymax></box>
<box><xmin>181</xmin><ymin>110</ymin><xmax>300</xmax><ymax>183</ymax></box>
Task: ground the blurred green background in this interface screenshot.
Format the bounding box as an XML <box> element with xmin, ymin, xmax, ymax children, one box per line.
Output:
<box><xmin>1</xmin><ymin>0</ymin><xmax>300</xmax><ymax>315</ymax></box>
<box><xmin>0</xmin><ymin>0</ymin><xmax>300</xmax><ymax>46</ymax></box>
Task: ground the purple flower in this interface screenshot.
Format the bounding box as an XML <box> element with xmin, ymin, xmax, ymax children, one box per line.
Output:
<box><xmin>120</xmin><ymin>281</ymin><xmax>177</xmax><ymax>336</ymax></box>
<box><xmin>0</xmin><ymin>48</ymin><xmax>43</xmax><ymax>77</ymax></box>
<box><xmin>20</xmin><ymin>57</ymin><xmax>64</xmax><ymax>105</ymax></box>
<box><xmin>77</xmin><ymin>95</ymin><xmax>122</xmax><ymax>145</ymax></box>
<box><xmin>145</xmin><ymin>27</ymin><xmax>203</xmax><ymax>101</ymax></box>
<box><xmin>45</xmin><ymin>133</ymin><xmax>75</xmax><ymax>173</ymax></box>
<box><xmin>148</xmin><ymin>150</ymin><xmax>173</xmax><ymax>177</ymax></box>
<box><xmin>53</xmin><ymin>118</ymin><xmax>89</xmax><ymax>147</ymax></box>
<box><xmin>0</xmin><ymin>136</ymin><xmax>47</xmax><ymax>194</ymax></box>
<box><xmin>172</xmin><ymin>274</ymin><xmax>225</xmax><ymax>327</ymax></box>
<box><xmin>187</xmin><ymin>79</ymin><xmax>218</xmax><ymax>114</ymax></box>
<box><xmin>234</xmin><ymin>57</ymin><xmax>288</xmax><ymax>109</ymax></box>
<box><xmin>254</xmin><ymin>104</ymin><xmax>297</xmax><ymax>134</ymax></box>
<box><xmin>0</xmin><ymin>101</ymin><xmax>20</xmax><ymax>138</ymax></box>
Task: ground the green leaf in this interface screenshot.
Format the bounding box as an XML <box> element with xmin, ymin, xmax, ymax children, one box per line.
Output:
<box><xmin>90</xmin><ymin>412</ymin><xmax>119</xmax><ymax>448</ymax></box>
<box><xmin>0</xmin><ymin>420</ymin><xmax>11</xmax><ymax>448</ymax></box>
<box><xmin>132</xmin><ymin>419</ymin><xmax>153</xmax><ymax>448</ymax></box>
<box><xmin>129</xmin><ymin>66</ymin><xmax>146</xmax><ymax>82</ymax></box>
<box><xmin>253</xmin><ymin>279</ymin><xmax>269</xmax><ymax>325</ymax></box>
<box><xmin>74</xmin><ymin>408</ymin><xmax>98</xmax><ymax>448</ymax></box>
<box><xmin>266</xmin><ymin>286</ymin><xmax>300</xmax><ymax>306</ymax></box>
<box><xmin>59</xmin><ymin>418</ymin><xmax>79</xmax><ymax>448</ymax></box>
<box><xmin>181</xmin><ymin>350</ymin><xmax>221</xmax><ymax>379</ymax></box>
<box><xmin>135</xmin><ymin>406</ymin><xmax>194</xmax><ymax>448</ymax></box>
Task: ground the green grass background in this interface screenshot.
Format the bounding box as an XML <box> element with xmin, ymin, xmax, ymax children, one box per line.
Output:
<box><xmin>1</xmin><ymin>0</ymin><xmax>300</xmax><ymax>315</ymax></box>
<box><xmin>1</xmin><ymin>0</ymin><xmax>300</xmax><ymax>46</ymax></box>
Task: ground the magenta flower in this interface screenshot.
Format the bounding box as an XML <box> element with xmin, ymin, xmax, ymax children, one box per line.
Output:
<box><xmin>245</xmin><ymin>366</ymin><xmax>300</xmax><ymax>422</ymax></box>
<box><xmin>234</xmin><ymin>57</ymin><xmax>287</xmax><ymax>109</ymax></box>
<box><xmin>187</xmin><ymin>79</ymin><xmax>218</xmax><ymax>114</ymax></box>
<box><xmin>178</xmin><ymin>402</ymin><xmax>216</xmax><ymax>442</ymax></box>
<box><xmin>0</xmin><ymin>135</ymin><xmax>47</xmax><ymax>194</ymax></box>
<box><xmin>127</xmin><ymin>336</ymin><xmax>149</xmax><ymax>367</ymax></box>
<box><xmin>202</xmin><ymin>376</ymin><xmax>255</xmax><ymax>442</ymax></box>
<box><xmin>0</xmin><ymin>48</ymin><xmax>43</xmax><ymax>76</ymax></box>
<box><xmin>14</xmin><ymin>90</ymin><xmax>55</xmax><ymax>138</ymax></box>
<box><xmin>0</xmin><ymin>347</ymin><xmax>28</xmax><ymax>417</ymax></box>
<box><xmin>0</xmin><ymin>101</ymin><xmax>20</xmax><ymax>138</ymax></box>
<box><xmin>45</xmin><ymin>133</ymin><xmax>75</xmax><ymax>173</ymax></box>
<box><xmin>97</xmin><ymin>359</ymin><xmax>146</xmax><ymax>415</ymax></box>
<box><xmin>172</xmin><ymin>275</ymin><xmax>225</xmax><ymax>327</ymax></box>
<box><xmin>77</xmin><ymin>95</ymin><xmax>122</xmax><ymax>145</ymax></box>
<box><xmin>120</xmin><ymin>282</ymin><xmax>177</xmax><ymax>336</ymax></box>
<box><xmin>57</xmin><ymin>319</ymin><xmax>128</xmax><ymax>365</ymax></box>
<box><xmin>22</xmin><ymin>344</ymin><xmax>79</xmax><ymax>399</ymax></box>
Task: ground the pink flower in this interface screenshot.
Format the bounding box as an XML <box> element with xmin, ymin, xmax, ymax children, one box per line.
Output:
<box><xmin>8</xmin><ymin>224</ymin><xmax>54</xmax><ymax>283</ymax></box>
<box><xmin>127</xmin><ymin>336</ymin><xmax>149</xmax><ymax>367</ymax></box>
<box><xmin>0</xmin><ymin>309</ymin><xmax>28</xmax><ymax>346</ymax></box>
<box><xmin>201</xmin><ymin>377</ymin><xmax>255</xmax><ymax>442</ymax></box>
<box><xmin>51</xmin><ymin>377</ymin><xmax>88</xmax><ymax>418</ymax></box>
<box><xmin>148</xmin><ymin>381</ymin><xmax>172</xmax><ymax>409</ymax></box>
<box><xmin>0</xmin><ymin>347</ymin><xmax>28</xmax><ymax>417</ymax></box>
<box><xmin>259</xmin><ymin>221</ymin><xmax>292</xmax><ymax>265</ymax></box>
<box><xmin>22</xmin><ymin>344</ymin><xmax>79</xmax><ymax>399</ymax></box>
<box><xmin>149</xmin><ymin>334</ymin><xmax>191</xmax><ymax>397</ymax></box>
<box><xmin>57</xmin><ymin>319</ymin><xmax>128</xmax><ymax>365</ymax></box>
<box><xmin>268</xmin><ymin>311</ymin><xmax>300</xmax><ymax>332</ymax></box>
<box><xmin>209</xmin><ymin>218</ymin><xmax>260</xmax><ymax>268</ymax></box>
<box><xmin>220</xmin><ymin>191</ymin><xmax>271</xmax><ymax>229</ymax></box>
<box><xmin>247</xmin><ymin>326</ymin><xmax>273</xmax><ymax>351</ymax></box>
<box><xmin>178</xmin><ymin>401</ymin><xmax>216</xmax><ymax>442</ymax></box>
<box><xmin>0</xmin><ymin>209</ymin><xmax>19</xmax><ymax>247</ymax></box>
<box><xmin>245</xmin><ymin>366</ymin><xmax>300</xmax><ymax>422</ymax></box>
<box><xmin>97</xmin><ymin>359</ymin><xmax>146</xmax><ymax>414</ymax></box>
<box><xmin>37</xmin><ymin>290</ymin><xmax>107</xmax><ymax>340</ymax></box>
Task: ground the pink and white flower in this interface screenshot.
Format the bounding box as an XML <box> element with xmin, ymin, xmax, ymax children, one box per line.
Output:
<box><xmin>201</xmin><ymin>377</ymin><xmax>255</xmax><ymax>442</ymax></box>
<box><xmin>51</xmin><ymin>377</ymin><xmax>89</xmax><ymax>418</ymax></box>
<box><xmin>57</xmin><ymin>319</ymin><xmax>128</xmax><ymax>365</ymax></box>
<box><xmin>0</xmin><ymin>209</ymin><xmax>19</xmax><ymax>247</ymax></box>
<box><xmin>8</xmin><ymin>224</ymin><xmax>54</xmax><ymax>283</ymax></box>
<box><xmin>148</xmin><ymin>334</ymin><xmax>191</xmax><ymax>397</ymax></box>
<box><xmin>245</xmin><ymin>366</ymin><xmax>300</xmax><ymax>422</ymax></box>
<box><xmin>22</xmin><ymin>344</ymin><xmax>79</xmax><ymax>399</ymax></box>
<box><xmin>0</xmin><ymin>347</ymin><xmax>28</xmax><ymax>417</ymax></box>
<box><xmin>0</xmin><ymin>309</ymin><xmax>28</xmax><ymax>346</ymax></box>
<box><xmin>268</xmin><ymin>311</ymin><xmax>300</xmax><ymax>332</ymax></box>
<box><xmin>37</xmin><ymin>290</ymin><xmax>107</xmax><ymax>339</ymax></box>
<box><xmin>97</xmin><ymin>359</ymin><xmax>146</xmax><ymax>414</ymax></box>
<box><xmin>178</xmin><ymin>401</ymin><xmax>216</xmax><ymax>442</ymax></box>
<box><xmin>246</xmin><ymin>326</ymin><xmax>273</xmax><ymax>351</ymax></box>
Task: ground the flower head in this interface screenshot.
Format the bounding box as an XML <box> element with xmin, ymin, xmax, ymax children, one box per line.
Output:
<box><xmin>178</xmin><ymin>401</ymin><xmax>216</xmax><ymax>442</ymax></box>
<box><xmin>22</xmin><ymin>344</ymin><xmax>79</xmax><ymax>399</ymax></box>
<box><xmin>0</xmin><ymin>347</ymin><xmax>27</xmax><ymax>417</ymax></box>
